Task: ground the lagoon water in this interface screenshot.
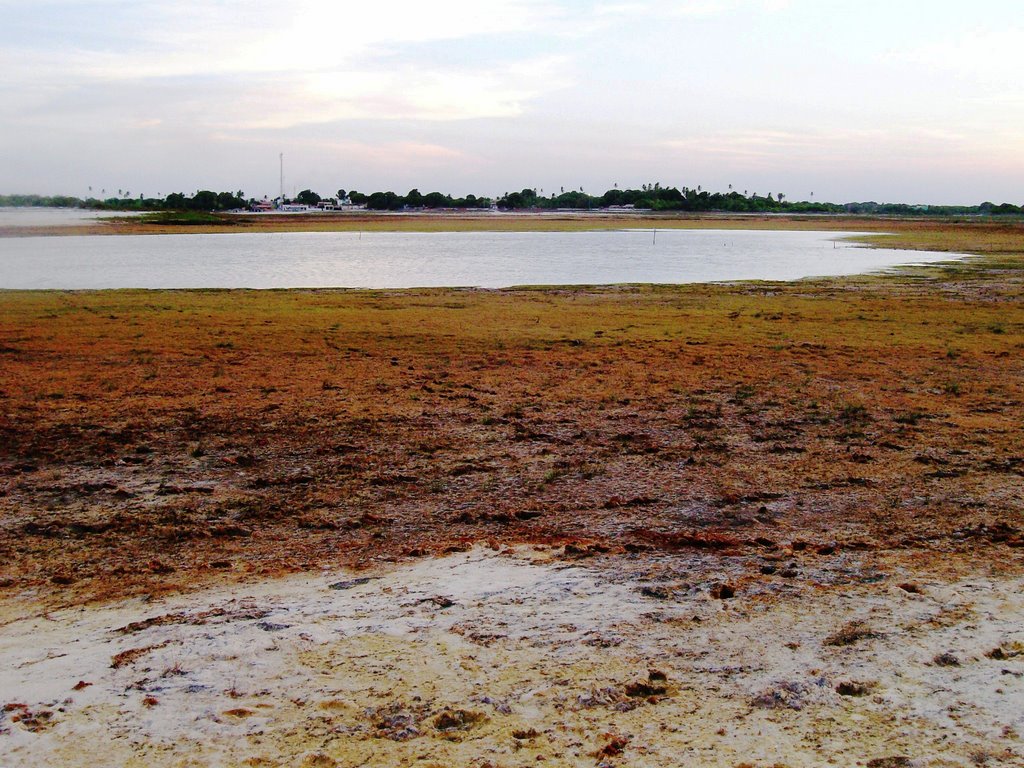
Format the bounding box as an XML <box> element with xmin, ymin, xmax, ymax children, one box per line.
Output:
<box><xmin>0</xmin><ymin>229</ymin><xmax>959</xmax><ymax>289</ymax></box>
<box><xmin>0</xmin><ymin>207</ymin><xmax>142</xmax><ymax>227</ymax></box>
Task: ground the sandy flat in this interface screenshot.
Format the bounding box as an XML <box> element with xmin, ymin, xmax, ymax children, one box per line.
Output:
<box><xmin>2</xmin><ymin>547</ymin><xmax>1022</xmax><ymax>767</ymax></box>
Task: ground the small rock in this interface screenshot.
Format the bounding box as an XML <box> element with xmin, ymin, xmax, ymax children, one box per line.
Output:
<box><xmin>512</xmin><ymin>728</ymin><xmax>540</xmax><ymax>740</ymax></box>
<box><xmin>624</xmin><ymin>681</ymin><xmax>667</xmax><ymax>698</ymax></box>
<box><xmin>433</xmin><ymin>708</ymin><xmax>486</xmax><ymax>731</ymax></box>
<box><xmin>640</xmin><ymin>586</ymin><xmax>671</xmax><ymax>599</ymax></box>
<box><xmin>328</xmin><ymin>577</ymin><xmax>373</xmax><ymax>590</ymax></box>
<box><xmin>710</xmin><ymin>583</ymin><xmax>736</xmax><ymax>600</ymax></box>
<box><xmin>751</xmin><ymin>681</ymin><xmax>807</xmax><ymax>710</ymax></box>
<box><xmin>866</xmin><ymin>758</ymin><xmax>912</xmax><ymax>768</ymax></box>
<box><xmin>300</xmin><ymin>753</ymin><xmax>338</xmax><ymax>768</ymax></box>
<box><xmin>597</xmin><ymin>735</ymin><xmax>629</xmax><ymax>758</ymax></box>
<box><xmin>257</xmin><ymin>621</ymin><xmax>290</xmax><ymax>632</ymax></box>
<box><xmin>836</xmin><ymin>681</ymin><xmax>872</xmax><ymax>697</ymax></box>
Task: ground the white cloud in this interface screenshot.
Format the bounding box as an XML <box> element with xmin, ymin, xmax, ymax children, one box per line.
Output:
<box><xmin>0</xmin><ymin>54</ymin><xmax>572</xmax><ymax>133</ymax></box>
<box><xmin>210</xmin><ymin>133</ymin><xmax>468</xmax><ymax>167</ymax></box>
<box><xmin>597</xmin><ymin>0</ymin><xmax>791</xmax><ymax>18</ymax></box>
<box><xmin>296</xmin><ymin>57</ymin><xmax>573</xmax><ymax>126</ymax></box>
<box><xmin>4</xmin><ymin>1</ymin><xmax>560</xmax><ymax>80</ymax></box>
<box><xmin>330</xmin><ymin>140</ymin><xmax>468</xmax><ymax>168</ymax></box>
<box><xmin>0</xmin><ymin>1</ymin><xmax>574</xmax><ymax>131</ymax></box>
<box><xmin>662</xmin><ymin>126</ymin><xmax>1024</xmax><ymax>173</ymax></box>
<box><xmin>893</xmin><ymin>26</ymin><xmax>1024</xmax><ymax>80</ymax></box>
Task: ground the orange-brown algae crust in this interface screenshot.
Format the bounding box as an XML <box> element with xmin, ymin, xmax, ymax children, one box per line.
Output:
<box><xmin>0</xmin><ymin>216</ymin><xmax>1022</xmax><ymax>609</ymax></box>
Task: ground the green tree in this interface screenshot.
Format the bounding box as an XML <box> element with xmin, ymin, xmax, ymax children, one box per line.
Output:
<box><xmin>423</xmin><ymin>191</ymin><xmax>450</xmax><ymax>208</ymax></box>
<box><xmin>216</xmin><ymin>191</ymin><xmax>243</xmax><ymax>210</ymax></box>
<box><xmin>192</xmin><ymin>190</ymin><xmax>218</xmax><ymax>210</ymax></box>
<box><xmin>366</xmin><ymin>191</ymin><xmax>402</xmax><ymax>210</ymax></box>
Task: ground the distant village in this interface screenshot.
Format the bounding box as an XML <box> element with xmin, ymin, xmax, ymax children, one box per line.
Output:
<box><xmin>248</xmin><ymin>195</ymin><xmax>357</xmax><ymax>213</ymax></box>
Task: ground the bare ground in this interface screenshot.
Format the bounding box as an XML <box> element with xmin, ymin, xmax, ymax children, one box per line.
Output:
<box><xmin>1</xmin><ymin>216</ymin><xmax>1023</xmax><ymax>765</ymax></box>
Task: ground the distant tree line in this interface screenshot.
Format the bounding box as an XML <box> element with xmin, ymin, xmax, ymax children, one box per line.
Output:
<box><xmin>330</xmin><ymin>189</ymin><xmax>492</xmax><ymax>210</ymax></box>
<box><xmin>164</xmin><ymin>191</ymin><xmax>248</xmax><ymax>211</ymax></box>
<box><xmin>493</xmin><ymin>186</ymin><xmax>1024</xmax><ymax>216</ymax></box>
<box><xmin>0</xmin><ymin>191</ymin><xmax>247</xmax><ymax>211</ymax></box>
<box><xmin>1</xmin><ymin>187</ymin><xmax>1022</xmax><ymax>217</ymax></box>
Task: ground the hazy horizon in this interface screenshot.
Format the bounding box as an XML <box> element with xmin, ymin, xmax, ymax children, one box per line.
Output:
<box><xmin>2</xmin><ymin>1</ymin><xmax>1022</xmax><ymax>206</ymax></box>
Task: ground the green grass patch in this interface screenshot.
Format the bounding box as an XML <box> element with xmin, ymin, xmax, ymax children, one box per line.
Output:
<box><xmin>135</xmin><ymin>211</ymin><xmax>236</xmax><ymax>226</ymax></box>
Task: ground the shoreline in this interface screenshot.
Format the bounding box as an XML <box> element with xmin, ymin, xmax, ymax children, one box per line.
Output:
<box><xmin>2</xmin><ymin>210</ymin><xmax>1019</xmax><ymax>241</ymax></box>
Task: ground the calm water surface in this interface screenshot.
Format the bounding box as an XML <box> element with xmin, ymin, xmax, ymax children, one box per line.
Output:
<box><xmin>0</xmin><ymin>207</ymin><xmax>142</xmax><ymax>227</ymax></box>
<box><xmin>0</xmin><ymin>229</ymin><xmax>960</xmax><ymax>289</ymax></box>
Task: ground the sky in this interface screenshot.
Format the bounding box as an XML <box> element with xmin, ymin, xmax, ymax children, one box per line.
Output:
<box><xmin>1</xmin><ymin>0</ymin><xmax>1022</xmax><ymax>205</ymax></box>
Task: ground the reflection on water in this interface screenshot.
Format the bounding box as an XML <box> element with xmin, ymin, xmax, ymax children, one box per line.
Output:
<box><xmin>0</xmin><ymin>229</ymin><xmax>959</xmax><ymax>289</ymax></box>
